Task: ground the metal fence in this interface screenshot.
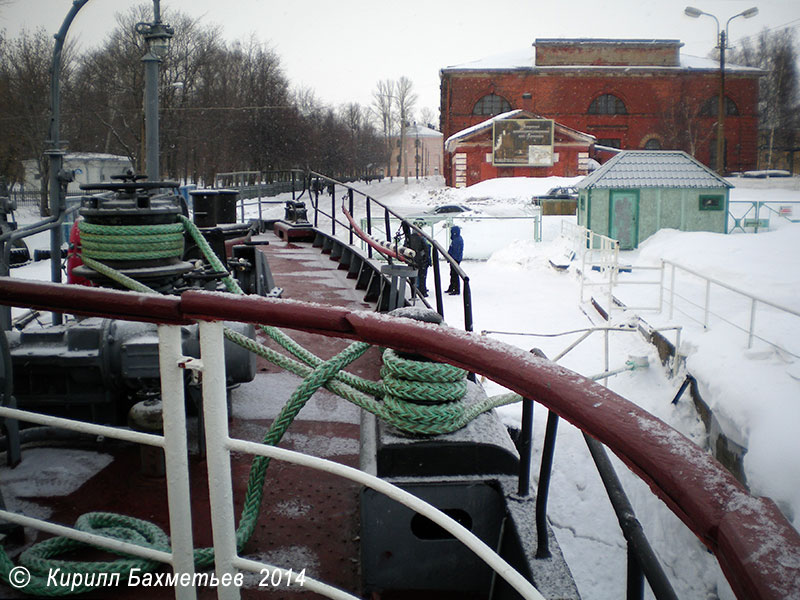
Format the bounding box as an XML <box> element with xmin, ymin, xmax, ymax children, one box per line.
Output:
<box><xmin>662</xmin><ymin>259</ymin><xmax>800</xmax><ymax>359</ymax></box>
<box><xmin>7</xmin><ymin>190</ymin><xmax>83</xmax><ymax>208</ymax></box>
<box><xmin>560</xmin><ymin>224</ymin><xmax>798</xmax><ymax>357</ymax></box>
<box><xmin>728</xmin><ymin>199</ymin><xmax>800</xmax><ymax>233</ymax></box>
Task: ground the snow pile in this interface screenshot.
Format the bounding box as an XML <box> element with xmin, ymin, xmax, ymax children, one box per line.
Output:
<box><xmin>0</xmin><ymin>449</ymin><xmax>113</xmax><ymax>519</ymax></box>
<box><xmin>611</xmin><ymin>218</ymin><xmax>800</xmax><ymax>531</ymax></box>
<box><xmin>635</xmin><ymin>226</ymin><xmax>800</xmax><ymax>310</ymax></box>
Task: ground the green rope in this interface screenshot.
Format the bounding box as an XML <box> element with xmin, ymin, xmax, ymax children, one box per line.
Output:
<box><xmin>0</xmin><ymin>214</ymin><xmax>522</xmax><ymax>596</ymax></box>
<box><xmin>78</xmin><ymin>221</ymin><xmax>185</xmax><ymax>261</ymax></box>
<box><xmin>0</xmin><ymin>514</ymin><xmax>170</xmax><ymax>595</ymax></box>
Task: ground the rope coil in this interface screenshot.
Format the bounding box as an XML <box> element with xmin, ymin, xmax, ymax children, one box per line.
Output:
<box><xmin>78</xmin><ymin>221</ymin><xmax>185</xmax><ymax>261</ymax></box>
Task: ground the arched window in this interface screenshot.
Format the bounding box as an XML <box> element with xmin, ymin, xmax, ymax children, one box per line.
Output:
<box><xmin>588</xmin><ymin>94</ymin><xmax>627</xmax><ymax>115</ymax></box>
<box><xmin>472</xmin><ymin>94</ymin><xmax>512</xmax><ymax>116</ymax></box>
<box><xmin>699</xmin><ymin>96</ymin><xmax>739</xmax><ymax>116</ymax></box>
<box><xmin>643</xmin><ymin>138</ymin><xmax>662</xmax><ymax>150</ymax></box>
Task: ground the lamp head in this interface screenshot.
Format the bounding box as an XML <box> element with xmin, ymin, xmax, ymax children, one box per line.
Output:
<box><xmin>148</xmin><ymin>31</ymin><xmax>172</xmax><ymax>59</ymax></box>
<box><xmin>135</xmin><ymin>21</ymin><xmax>174</xmax><ymax>60</ymax></box>
<box><xmin>741</xmin><ymin>7</ymin><xmax>759</xmax><ymax>19</ymax></box>
<box><xmin>684</xmin><ymin>6</ymin><xmax>703</xmax><ymax>17</ymax></box>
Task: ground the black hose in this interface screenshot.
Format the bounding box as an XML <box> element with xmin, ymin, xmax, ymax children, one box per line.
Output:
<box><xmin>0</xmin><ymin>427</ymin><xmax>101</xmax><ymax>452</ymax></box>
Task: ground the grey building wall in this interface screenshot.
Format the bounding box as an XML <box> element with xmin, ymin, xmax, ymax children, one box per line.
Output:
<box><xmin>580</xmin><ymin>186</ymin><xmax>728</xmax><ymax>247</ymax></box>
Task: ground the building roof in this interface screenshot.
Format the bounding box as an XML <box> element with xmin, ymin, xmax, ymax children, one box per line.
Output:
<box><xmin>534</xmin><ymin>38</ymin><xmax>682</xmax><ymax>47</ymax></box>
<box><xmin>441</xmin><ymin>47</ymin><xmax>763</xmax><ymax>74</ymax></box>
<box><xmin>575</xmin><ymin>150</ymin><xmax>733</xmax><ymax>189</ymax></box>
<box><xmin>404</xmin><ymin>124</ymin><xmax>443</xmax><ymax>138</ymax></box>
<box><xmin>444</xmin><ymin>110</ymin><xmax>595</xmax><ymax>153</ymax></box>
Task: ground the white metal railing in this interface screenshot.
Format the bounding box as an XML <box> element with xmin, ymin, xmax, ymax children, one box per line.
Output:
<box><xmin>0</xmin><ymin>318</ymin><xmax>545</xmax><ymax>600</ymax></box>
<box><xmin>663</xmin><ymin>259</ymin><xmax>800</xmax><ymax>358</ymax></box>
<box><xmin>559</xmin><ymin>222</ymin><xmax>799</xmax><ymax>358</ymax></box>
<box><xmin>0</xmin><ymin>324</ymin><xmax>198</xmax><ymax>600</ymax></box>
<box><xmin>728</xmin><ymin>199</ymin><xmax>800</xmax><ymax>233</ymax></box>
<box><xmin>559</xmin><ymin>223</ymin><xmax>620</xmax><ymax>306</ymax></box>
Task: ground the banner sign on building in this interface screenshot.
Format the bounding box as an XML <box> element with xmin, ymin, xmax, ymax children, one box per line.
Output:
<box><xmin>492</xmin><ymin>119</ymin><xmax>554</xmax><ymax>167</ymax></box>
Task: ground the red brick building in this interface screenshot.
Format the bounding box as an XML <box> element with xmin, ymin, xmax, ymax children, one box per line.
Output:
<box><xmin>440</xmin><ymin>39</ymin><xmax>762</xmax><ymax>186</ymax></box>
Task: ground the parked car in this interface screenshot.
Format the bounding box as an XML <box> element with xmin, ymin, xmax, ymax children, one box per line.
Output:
<box><xmin>533</xmin><ymin>187</ymin><xmax>578</xmax><ymax>204</ymax></box>
<box><xmin>425</xmin><ymin>204</ymin><xmax>473</xmax><ymax>215</ymax></box>
<box><xmin>409</xmin><ymin>203</ymin><xmax>477</xmax><ymax>224</ymax></box>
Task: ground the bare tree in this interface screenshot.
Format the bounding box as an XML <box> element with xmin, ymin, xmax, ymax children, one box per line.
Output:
<box><xmin>658</xmin><ymin>98</ymin><xmax>714</xmax><ymax>158</ymax></box>
<box><xmin>340</xmin><ymin>103</ymin><xmax>363</xmax><ymax>178</ymax></box>
<box><xmin>371</xmin><ymin>79</ymin><xmax>395</xmax><ymax>178</ymax></box>
<box><xmin>2</xmin><ymin>5</ymin><xmax>388</xmax><ymax>189</ymax></box>
<box><xmin>729</xmin><ymin>28</ymin><xmax>798</xmax><ymax>169</ymax></box>
<box><xmin>0</xmin><ymin>28</ymin><xmax>75</xmax><ymax>215</ymax></box>
<box><xmin>394</xmin><ymin>76</ymin><xmax>417</xmax><ymax>184</ymax></box>
<box><xmin>419</xmin><ymin>107</ymin><xmax>438</xmax><ymax>130</ymax></box>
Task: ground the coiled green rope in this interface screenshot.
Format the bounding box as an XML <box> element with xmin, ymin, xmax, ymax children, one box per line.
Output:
<box><xmin>78</xmin><ymin>222</ymin><xmax>185</xmax><ymax>261</ymax></box>
<box><xmin>0</xmin><ymin>214</ymin><xmax>520</xmax><ymax>595</ymax></box>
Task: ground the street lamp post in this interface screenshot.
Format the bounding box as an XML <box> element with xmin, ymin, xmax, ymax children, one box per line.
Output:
<box><xmin>135</xmin><ymin>0</ymin><xmax>174</xmax><ymax>182</ymax></box>
<box><xmin>684</xmin><ymin>5</ymin><xmax>758</xmax><ymax>175</ymax></box>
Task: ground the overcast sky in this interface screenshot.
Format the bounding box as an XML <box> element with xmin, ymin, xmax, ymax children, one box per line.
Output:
<box><xmin>3</xmin><ymin>0</ymin><xmax>799</xmax><ymax>120</ymax></box>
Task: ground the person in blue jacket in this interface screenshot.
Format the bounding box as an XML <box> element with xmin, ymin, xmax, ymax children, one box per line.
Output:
<box><xmin>445</xmin><ymin>225</ymin><xmax>464</xmax><ymax>295</ymax></box>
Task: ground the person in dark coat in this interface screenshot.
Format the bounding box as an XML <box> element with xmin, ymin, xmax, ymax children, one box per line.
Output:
<box><xmin>405</xmin><ymin>220</ymin><xmax>431</xmax><ymax>296</ymax></box>
<box><xmin>445</xmin><ymin>225</ymin><xmax>464</xmax><ymax>295</ymax></box>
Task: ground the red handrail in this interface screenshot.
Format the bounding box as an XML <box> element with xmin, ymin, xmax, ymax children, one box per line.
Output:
<box><xmin>2</xmin><ymin>278</ymin><xmax>799</xmax><ymax>599</ymax></box>
<box><xmin>340</xmin><ymin>205</ymin><xmax>411</xmax><ymax>263</ymax></box>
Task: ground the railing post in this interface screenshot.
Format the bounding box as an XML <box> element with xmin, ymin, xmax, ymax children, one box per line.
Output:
<box><xmin>519</xmin><ymin>347</ymin><xmax>546</xmax><ymax>498</ymax></box>
<box><xmin>384</xmin><ymin>209</ymin><xmax>391</xmax><ymax>246</ymax></box>
<box><xmin>748</xmin><ymin>298</ymin><xmax>757</xmax><ymax>349</ymax></box>
<box><xmin>703</xmin><ymin>279</ymin><xmax>711</xmax><ymax>329</ymax></box>
<box><xmin>331</xmin><ymin>184</ymin><xmax>336</xmax><ymax>236</ymax></box>
<box><xmin>535</xmin><ymin>410</ymin><xmax>559</xmax><ymax>559</ymax></box>
<box><xmin>463</xmin><ymin>278</ymin><xmax>475</xmax><ymax>383</ymax></box>
<box><xmin>198</xmin><ymin>320</ymin><xmax>241</xmax><ymax>600</ymax></box>
<box><xmin>366</xmin><ymin>198</ymin><xmax>373</xmax><ymax>259</ymax></box>
<box><xmin>313</xmin><ymin>186</ymin><xmax>319</xmax><ymax>228</ymax></box>
<box><xmin>626</xmin><ymin>548</ymin><xmax>644</xmax><ymax>600</ymax></box>
<box><xmin>463</xmin><ymin>278</ymin><xmax>473</xmax><ymax>332</ymax></box>
<box><xmin>517</xmin><ymin>397</ymin><xmax>534</xmax><ymax>496</ymax></box>
<box><xmin>348</xmin><ymin>189</ymin><xmax>354</xmax><ymax>246</ymax></box>
<box><xmin>157</xmin><ymin>324</ymin><xmax>198</xmax><ymax>600</ymax></box>
<box><xmin>431</xmin><ymin>246</ymin><xmax>444</xmax><ymax>318</ymax></box>
<box><xmin>579</xmin><ymin>235</ymin><xmax>587</xmax><ymax>303</ymax></box>
<box><xmin>658</xmin><ymin>260</ymin><xmax>665</xmax><ymax>313</ymax></box>
<box><xmin>603</xmin><ymin>328</ymin><xmax>610</xmax><ymax>387</ymax></box>
<box><xmin>583</xmin><ymin>433</ymin><xmax>679</xmax><ymax>600</ymax></box>
<box><xmin>669</xmin><ymin>263</ymin><xmax>675</xmax><ymax>320</ymax></box>
<box><xmin>754</xmin><ymin>200</ymin><xmax>760</xmax><ymax>233</ymax></box>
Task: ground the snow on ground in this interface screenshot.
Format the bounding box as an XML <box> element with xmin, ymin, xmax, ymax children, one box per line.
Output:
<box><xmin>6</xmin><ymin>174</ymin><xmax>799</xmax><ymax>599</ymax></box>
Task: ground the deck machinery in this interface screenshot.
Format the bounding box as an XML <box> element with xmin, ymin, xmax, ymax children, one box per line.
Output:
<box><xmin>3</xmin><ymin>177</ymin><xmax>258</xmax><ymax>428</ymax></box>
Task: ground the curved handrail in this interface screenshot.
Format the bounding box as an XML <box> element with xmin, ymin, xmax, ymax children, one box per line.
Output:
<box><xmin>306</xmin><ymin>170</ymin><xmax>468</xmax><ymax>278</ymax></box>
<box><xmin>301</xmin><ymin>170</ymin><xmax>473</xmax><ymax>329</ymax></box>
<box><xmin>1</xmin><ymin>278</ymin><xmax>799</xmax><ymax>599</ymax></box>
